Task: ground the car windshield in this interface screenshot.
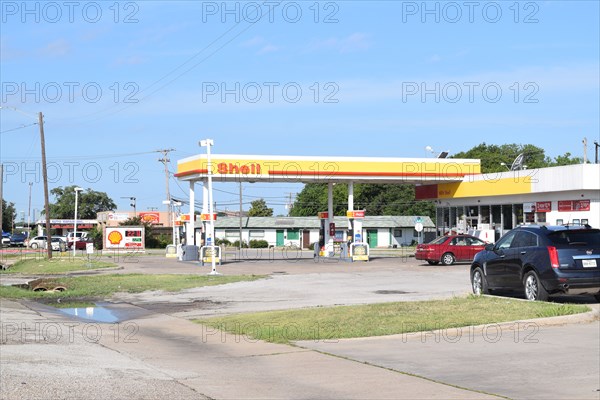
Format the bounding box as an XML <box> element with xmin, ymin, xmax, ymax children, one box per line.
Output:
<box><xmin>548</xmin><ymin>230</ymin><xmax>600</xmax><ymax>246</ymax></box>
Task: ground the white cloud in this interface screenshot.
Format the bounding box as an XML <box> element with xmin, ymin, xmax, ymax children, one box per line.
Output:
<box><xmin>112</xmin><ymin>56</ymin><xmax>145</xmax><ymax>66</ymax></box>
<box><xmin>257</xmin><ymin>44</ymin><xmax>279</xmax><ymax>55</ymax></box>
<box><xmin>241</xmin><ymin>36</ymin><xmax>265</xmax><ymax>47</ymax></box>
<box><xmin>241</xmin><ymin>36</ymin><xmax>279</xmax><ymax>55</ymax></box>
<box><xmin>309</xmin><ymin>33</ymin><xmax>371</xmax><ymax>53</ymax></box>
<box><xmin>39</xmin><ymin>39</ymin><xmax>70</xmax><ymax>57</ymax></box>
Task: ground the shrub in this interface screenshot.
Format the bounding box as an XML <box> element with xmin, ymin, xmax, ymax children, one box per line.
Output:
<box><xmin>146</xmin><ymin>234</ymin><xmax>170</xmax><ymax>249</ymax></box>
<box><xmin>216</xmin><ymin>238</ymin><xmax>231</xmax><ymax>246</ymax></box>
<box><xmin>232</xmin><ymin>240</ymin><xmax>249</xmax><ymax>248</ymax></box>
<box><xmin>249</xmin><ymin>239</ymin><xmax>269</xmax><ymax>248</ymax></box>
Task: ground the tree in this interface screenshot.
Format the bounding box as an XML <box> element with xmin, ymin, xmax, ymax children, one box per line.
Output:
<box><xmin>47</xmin><ymin>186</ymin><xmax>117</xmax><ymax>219</ymax></box>
<box><xmin>451</xmin><ymin>143</ymin><xmax>583</xmax><ymax>173</ymax></box>
<box><xmin>2</xmin><ymin>199</ymin><xmax>16</xmax><ymax>232</ymax></box>
<box><xmin>551</xmin><ymin>152</ymin><xmax>583</xmax><ymax>167</ymax></box>
<box><xmin>247</xmin><ymin>199</ymin><xmax>274</xmax><ymax>217</ymax></box>
<box><xmin>290</xmin><ymin>183</ymin><xmax>435</xmax><ymax>218</ymax></box>
<box><xmin>289</xmin><ymin>183</ymin><xmax>348</xmax><ymax>217</ymax></box>
<box><xmin>451</xmin><ymin>143</ymin><xmax>549</xmax><ymax>173</ymax></box>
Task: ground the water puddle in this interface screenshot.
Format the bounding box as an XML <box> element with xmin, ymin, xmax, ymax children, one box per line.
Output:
<box><xmin>57</xmin><ymin>304</ymin><xmax>120</xmax><ymax>323</ymax></box>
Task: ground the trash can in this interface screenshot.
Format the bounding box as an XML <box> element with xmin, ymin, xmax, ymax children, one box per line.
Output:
<box><xmin>180</xmin><ymin>245</ymin><xmax>199</xmax><ymax>261</ymax></box>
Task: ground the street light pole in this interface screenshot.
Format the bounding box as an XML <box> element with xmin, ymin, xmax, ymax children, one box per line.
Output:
<box><xmin>73</xmin><ymin>187</ymin><xmax>83</xmax><ymax>256</ymax></box>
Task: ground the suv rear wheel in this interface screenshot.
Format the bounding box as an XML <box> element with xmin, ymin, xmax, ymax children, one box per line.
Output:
<box><xmin>523</xmin><ymin>271</ymin><xmax>549</xmax><ymax>301</ymax></box>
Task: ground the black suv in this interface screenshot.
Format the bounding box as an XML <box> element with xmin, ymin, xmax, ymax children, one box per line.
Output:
<box><xmin>471</xmin><ymin>225</ymin><xmax>600</xmax><ymax>301</ymax></box>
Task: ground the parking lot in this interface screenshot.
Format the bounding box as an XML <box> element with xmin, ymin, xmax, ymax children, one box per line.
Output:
<box><xmin>1</xmin><ymin>255</ymin><xmax>599</xmax><ymax>399</ymax></box>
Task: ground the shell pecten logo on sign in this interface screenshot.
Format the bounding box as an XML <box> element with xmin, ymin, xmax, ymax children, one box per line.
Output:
<box><xmin>108</xmin><ymin>230</ymin><xmax>123</xmax><ymax>245</ymax></box>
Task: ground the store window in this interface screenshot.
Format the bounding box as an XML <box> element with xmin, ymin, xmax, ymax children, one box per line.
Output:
<box><xmin>536</xmin><ymin>213</ymin><xmax>546</xmax><ymax>223</ymax></box>
<box><xmin>393</xmin><ymin>228</ymin><xmax>402</xmax><ymax>237</ymax></box>
<box><xmin>515</xmin><ymin>204</ymin><xmax>524</xmax><ymax>225</ymax></box>
<box><xmin>225</xmin><ymin>230</ymin><xmax>240</xmax><ymax>239</ymax></box>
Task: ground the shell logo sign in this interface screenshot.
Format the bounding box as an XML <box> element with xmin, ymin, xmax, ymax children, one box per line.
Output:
<box><xmin>139</xmin><ymin>212</ymin><xmax>160</xmax><ymax>224</ymax></box>
<box><xmin>108</xmin><ymin>230</ymin><xmax>123</xmax><ymax>245</ymax></box>
<box><xmin>105</xmin><ymin>227</ymin><xmax>145</xmax><ymax>250</ymax></box>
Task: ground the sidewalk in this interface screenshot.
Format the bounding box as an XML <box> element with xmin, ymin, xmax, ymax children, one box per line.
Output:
<box><xmin>1</xmin><ymin>299</ymin><xmax>500</xmax><ymax>400</ymax></box>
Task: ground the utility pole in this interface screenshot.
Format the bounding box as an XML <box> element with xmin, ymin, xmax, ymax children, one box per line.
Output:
<box><xmin>158</xmin><ymin>148</ymin><xmax>175</xmax><ymax>242</ymax></box>
<box><xmin>0</xmin><ymin>164</ymin><xmax>3</xmax><ymax>233</ymax></box>
<box><xmin>239</xmin><ymin>182</ymin><xmax>243</xmax><ymax>252</ymax></box>
<box><xmin>285</xmin><ymin>192</ymin><xmax>295</xmax><ymax>215</ymax></box>
<box><xmin>39</xmin><ymin>112</ymin><xmax>52</xmax><ymax>259</ymax></box>
<box><xmin>27</xmin><ymin>182</ymin><xmax>32</xmax><ymax>236</ymax></box>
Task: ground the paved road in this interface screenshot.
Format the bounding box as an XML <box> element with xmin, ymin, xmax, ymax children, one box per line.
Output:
<box><xmin>298</xmin><ymin>315</ymin><xmax>600</xmax><ymax>400</ymax></box>
<box><xmin>2</xmin><ymin>256</ymin><xmax>599</xmax><ymax>399</ymax></box>
<box><xmin>115</xmin><ymin>256</ymin><xmax>476</xmax><ymax>317</ymax></box>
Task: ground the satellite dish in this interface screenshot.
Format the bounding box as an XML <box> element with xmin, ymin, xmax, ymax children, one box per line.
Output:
<box><xmin>510</xmin><ymin>153</ymin><xmax>526</xmax><ymax>171</ymax></box>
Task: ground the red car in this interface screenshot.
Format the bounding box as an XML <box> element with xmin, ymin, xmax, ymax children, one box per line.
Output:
<box><xmin>67</xmin><ymin>238</ymin><xmax>94</xmax><ymax>250</ymax></box>
<box><xmin>416</xmin><ymin>234</ymin><xmax>487</xmax><ymax>265</ymax></box>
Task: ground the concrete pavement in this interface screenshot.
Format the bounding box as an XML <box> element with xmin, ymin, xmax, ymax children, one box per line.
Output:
<box><xmin>1</xmin><ymin>299</ymin><xmax>499</xmax><ymax>400</ymax></box>
<box><xmin>2</xmin><ymin>256</ymin><xmax>599</xmax><ymax>399</ymax></box>
<box><xmin>297</xmin><ymin>313</ymin><xmax>600</xmax><ymax>400</ymax></box>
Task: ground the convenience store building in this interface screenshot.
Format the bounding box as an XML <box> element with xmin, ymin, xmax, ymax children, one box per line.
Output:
<box><xmin>415</xmin><ymin>164</ymin><xmax>600</xmax><ymax>240</ymax></box>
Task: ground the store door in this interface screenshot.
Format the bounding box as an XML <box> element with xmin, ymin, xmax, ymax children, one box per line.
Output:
<box><xmin>367</xmin><ymin>230</ymin><xmax>378</xmax><ymax>248</ymax></box>
<box><xmin>302</xmin><ymin>230</ymin><xmax>311</xmax><ymax>249</ymax></box>
<box><xmin>276</xmin><ymin>230</ymin><xmax>285</xmax><ymax>247</ymax></box>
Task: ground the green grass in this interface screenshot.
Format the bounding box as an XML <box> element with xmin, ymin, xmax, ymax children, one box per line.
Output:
<box><xmin>196</xmin><ymin>296</ymin><xmax>590</xmax><ymax>344</ymax></box>
<box><xmin>0</xmin><ymin>273</ymin><xmax>264</xmax><ymax>300</ymax></box>
<box><xmin>0</xmin><ymin>258</ymin><xmax>117</xmax><ymax>274</ymax></box>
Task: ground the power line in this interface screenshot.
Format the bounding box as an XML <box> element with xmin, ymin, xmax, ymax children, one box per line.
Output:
<box><xmin>0</xmin><ymin>122</ymin><xmax>38</xmax><ymax>134</ymax></box>
<box><xmin>3</xmin><ymin>150</ymin><xmax>162</xmax><ymax>161</ymax></box>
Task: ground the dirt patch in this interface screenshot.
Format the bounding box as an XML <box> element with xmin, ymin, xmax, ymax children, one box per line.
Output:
<box><xmin>374</xmin><ymin>290</ymin><xmax>413</xmax><ymax>295</ymax></box>
<box><xmin>137</xmin><ymin>299</ymin><xmax>226</xmax><ymax>314</ymax></box>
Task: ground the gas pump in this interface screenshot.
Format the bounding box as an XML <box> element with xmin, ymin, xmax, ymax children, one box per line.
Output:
<box><xmin>317</xmin><ymin>212</ymin><xmax>328</xmax><ymax>257</ymax></box>
<box><xmin>347</xmin><ymin>210</ymin><xmax>369</xmax><ymax>261</ymax></box>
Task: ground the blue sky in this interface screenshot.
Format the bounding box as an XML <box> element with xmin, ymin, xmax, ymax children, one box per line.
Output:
<box><xmin>1</xmin><ymin>1</ymin><xmax>599</xmax><ymax>220</ymax></box>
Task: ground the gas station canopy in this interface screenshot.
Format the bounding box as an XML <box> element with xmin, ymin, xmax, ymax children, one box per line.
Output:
<box><xmin>175</xmin><ymin>154</ymin><xmax>481</xmax><ymax>184</ymax></box>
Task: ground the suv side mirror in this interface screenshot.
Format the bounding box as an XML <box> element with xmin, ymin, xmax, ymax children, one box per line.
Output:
<box><xmin>485</xmin><ymin>243</ymin><xmax>495</xmax><ymax>251</ymax></box>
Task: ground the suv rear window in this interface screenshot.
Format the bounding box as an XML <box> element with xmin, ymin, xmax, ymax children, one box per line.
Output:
<box><xmin>547</xmin><ymin>229</ymin><xmax>600</xmax><ymax>246</ymax></box>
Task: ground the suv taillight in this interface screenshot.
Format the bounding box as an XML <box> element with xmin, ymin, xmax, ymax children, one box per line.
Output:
<box><xmin>547</xmin><ymin>246</ymin><xmax>559</xmax><ymax>269</ymax></box>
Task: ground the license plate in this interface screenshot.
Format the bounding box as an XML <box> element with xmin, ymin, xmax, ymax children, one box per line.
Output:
<box><xmin>582</xmin><ymin>259</ymin><xmax>597</xmax><ymax>268</ymax></box>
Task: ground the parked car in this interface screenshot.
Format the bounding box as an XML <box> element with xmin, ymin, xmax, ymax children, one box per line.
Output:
<box><xmin>43</xmin><ymin>237</ymin><xmax>67</xmax><ymax>251</ymax></box>
<box><xmin>415</xmin><ymin>234</ymin><xmax>487</xmax><ymax>265</ymax></box>
<box><xmin>66</xmin><ymin>231</ymin><xmax>88</xmax><ymax>244</ymax></box>
<box><xmin>27</xmin><ymin>236</ymin><xmax>48</xmax><ymax>249</ymax></box>
<box><xmin>67</xmin><ymin>237</ymin><xmax>94</xmax><ymax>250</ymax></box>
<box><xmin>1</xmin><ymin>231</ymin><xmax>10</xmax><ymax>246</ymax></box>
<box><xmin>9</xmin><ymin>233</ymin><xmax>28</xmax><ymax>247</ymax></box>
<box><xmin>470</xmin><ymin>225</ymin><xmax>600</xmax><ymax>301</ymax></box>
